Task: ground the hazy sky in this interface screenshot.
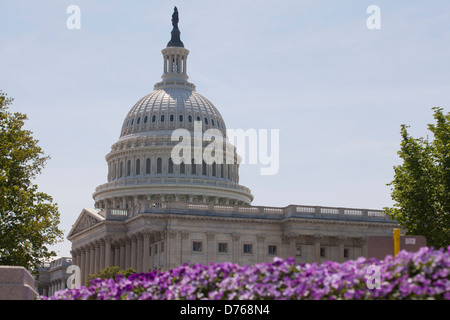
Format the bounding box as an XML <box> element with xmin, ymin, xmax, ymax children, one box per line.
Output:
<box><xmin>1</xmin><ymin>1</ymin><xmax>450</xmax><ymax>257</ymax></box>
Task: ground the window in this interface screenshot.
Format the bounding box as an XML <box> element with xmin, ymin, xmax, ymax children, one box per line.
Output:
<box><xmin>196</xmin><ymin>116</ymin><xmax>200</xmax><ymax>121</ymax></box>
<box><xmin>296</xmin><ymin>246</ymin><xmax>302</xmax><ymax>256</ymax></box>
<box><xmin>204</xmin><ymin>117</ymin><xmax>208</xmax><ymax>125</ymax></box>
<box><xmin>154</xmin><ymin>244</ymin><xmax>158</xmax><ymax>254</ymax></box>
<box><xmin>188</xmin><ymin>115</ymin><xmax>192</xmax><ymax>123</ymax></box>
<box><xmin>243</xmin><ymin>244</ymin><xmax>253</xmax><ymax>254</ymax></box>
<box><xmin>320</xmin><ymin>247</ymin><xmax>326</xmax><ymax>258</ymax></box>
<box><xmin>137</xmin><ymin>117</ymin><xmax>141</xmax><ymax>125</ymax></box>
<box><xmin>161</xmin><ymin>242</ymin><xmax>164</xmax><ymax>252</ymax></box>
<box><xmin>212</xmin><ymin>162</ymin><xmax>216</xmax><ymax>177</ymax></box>
<box><xmin>268</xmin><ymin>245</ymin><xmax>277</xmax><ymax>255</ymax></box>
<box><xmin>119</xmin><ymin>162</ymin><xmax>123</xmax><ymax>177</ymax></box>
<box><xmin>191</xmin><ymin>159</ymin><xmax>196</xmax><ymax>174</ymax></box>
<box><xmin>344</xmin><ymin>248</ymin><xmax>349</xmax><ymax>259</ymax></box>
<box><xmin>180</xmin><ymin>161</ymin><xmax>185</xmax><ymax>174</ymax></box>
<box><xmin>152</xmin><ymin>115</ymin><xmax>156</xmax><ymax>123</ymax></box>
<box><xmin>144</xmin><ymin>116</ymin><xmax>148</xmax><ymax>123</ymax></box>
<box><xmin>217</xmin><ymin>120</ymin><xmax>220</xmax><ymax>128</ymax></box>
<box><xmin>160</xmin><ymin>114</ymin><xmax>165</xmax><ymax>122</ymax></box>
<box><xmin>127</xmin><ymin>160</ymin><xmax>131</xmax><ymax>176</ymax></box>
<box><xmin>146</xmin><ymin>158</ymin><xmax>151</xmax><ymax>174</ymax></box>
<box><xmin>168</xmin><ymin>158</ymin><xmax>174</xmax><ymax>174</ymax></box>
<box><xmin>218</xmin><ymin>243</ymin><xmax>228</xmax><ymax>253</ymax></box>
<box><xmin>193</xmin><ymin>241</ymin><xmax>202</xmax><ymax>252</ymax></box>
<box><xmin>170</xmin><ymin>114</ymin><xmax>174</xmax><ymax>122</ymax></box>
<box><xmin>211</xmin><ymin>119</ymin><xmax>215</xmax><ymax>126</ymax></box>
<box><xmin>135</xmin><ymin>159</ymin><xmax>140</xmax><ymax>175</ymax></box>
<box><xmin>157</xmin><ymin>158</ymin><xmax>162</xmax><ymax>174</ymax></box>
<box><xmin>131</xmin><ymin>118</ymin><xmax>134</xmax><ymax>125</ymax></box>
<box><xmin>179</xmin><ymin>114</ymin><xmax>183</xmax><ymax>122</ymax></box>
<box><xmin>202</xmin><ymin>160</ymin><xmax>207</xmax><ymax>176</ymax></box>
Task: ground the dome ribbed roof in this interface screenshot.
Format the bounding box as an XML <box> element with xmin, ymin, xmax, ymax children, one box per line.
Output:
<box><xmin>120</xmin><ymin>87</ymin><xmax>227</xmax><ymax>138</ymax></box>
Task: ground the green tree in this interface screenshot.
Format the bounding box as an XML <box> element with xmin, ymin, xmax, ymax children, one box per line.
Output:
<box><xmin>0</xmin><ymin>91</ymin><xmax>63</xmax><ymax>275</ymax></box>
<box><xmin>385</xmin><ymin>107</ymin><xmax>450</xmax><ymax>248</ymax></box>
<box><xmin>86</xmin><ymin>266</ymin><xmax>136</xmax><ymax>285</ymax></box>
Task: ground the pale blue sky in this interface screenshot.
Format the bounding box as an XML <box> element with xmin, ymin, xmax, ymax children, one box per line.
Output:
<box><xmin>1</xmin><ymin>1</ymin><xmax>450</xmax><ymax>257</ymax></box>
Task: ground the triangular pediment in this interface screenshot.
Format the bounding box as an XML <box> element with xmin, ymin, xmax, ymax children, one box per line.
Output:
<box><xmin>67</xmin><ymin>208</ymin><xmax>105</xmax><ymax>239</ymax></box>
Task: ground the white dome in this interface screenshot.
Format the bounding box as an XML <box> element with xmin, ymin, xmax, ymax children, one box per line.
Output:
<box><xmin>120</xmin><ymin>88</ymin><xmax>227</xmax><ymax>139</ymax></box>
<box><xmin>92</xmin><ymin>21</ymin><xmax>253</xmax><ymax>209</ymax></box>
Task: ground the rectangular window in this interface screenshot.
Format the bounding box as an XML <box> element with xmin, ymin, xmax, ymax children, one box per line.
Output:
<box><xmin>243</xmin><ymin>243</ymin><xmax>253</xmax><ymax>254</ymax></box>
<box><xmin>320</xmin><ymin>247</ymin><xmax>326</xmax><ymax>257</ymax></box>
<box><xmin>344</xmin><ymin>248</ymin><xmax>349</xmax><ymax>259</ymax></box>
<box><xmin>218</xmin><ymin>243</ymin><xmax>228</xmax><ymax>253</ymax></box>
<box><xmin>268</xmin><ymin>245</ymin><xmax>277</xmax><ymax>255</ymax></box>
<box><xmin>193</xmin><ymin>241</ymin><xmax>202</xmax><ymax>252</ymax></box>
<box><xmin>296</xmin><ymin>246</ymin><xmax>302</xmax><ymax>256</ymax></box>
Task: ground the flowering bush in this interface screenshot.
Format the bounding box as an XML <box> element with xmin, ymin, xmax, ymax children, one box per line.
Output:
<box><xmin>42</xmin><ymin>246</ymin><xmax>449</xmax><ymax>300</ymax></box>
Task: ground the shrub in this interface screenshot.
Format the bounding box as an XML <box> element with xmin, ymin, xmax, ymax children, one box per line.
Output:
<box><xmin>42</xmin><ymin>246</ymin><xmax>449</xmax><ymax>300</ymax></box>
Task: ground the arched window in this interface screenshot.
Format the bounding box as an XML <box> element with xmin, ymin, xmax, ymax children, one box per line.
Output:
<box><xmin>168</xmin><ymin>158</ymin><xmax>174</xmax><ymax>174</ymax></box>
<box><xmin>170</xmin><ymin>114</ymin><xmax>174</xmax><ymax>122</ymax></box>
<box><xmin>135</xmin><ymin>159</ymin><xmax>140</xmax><ymax>175</ymax></box>
<box><xmin>120</xmin><ymin>162</ymin><xmax>123</xmax><ymax>177</ymax></box>
<box><xmin>127</xmin><ymin>160</ymin><xmax>131</xmax><ymax>176</ymax></box>
<box><xmin>180</xmin><ymin>161</ymin><xmax>185</xmax><ymax>174</ymax></box>
<box><xmin>146</xmin><ymin>158</ymin><xmax>151</xmax><ymax>174</ymax></box>
<box><xmin>191</xmin><ymin>158</ymin><xmax>196</xmax><ymax>174</ymax></box>
<box><xmin>160</xmin><ymin>115</ymin><xmax>165</xmax><ymax>122</ymax></box>
<box><xmin>152</xmin><ymin>115</ymin><xmax>156</xmax><ymax>123</ymax></box>
<box><xmin>137</xmin><ymin>117</ymin><xmax>141</xmax><ymax>125</ymax></box>
<box><xmin>188</xmin><ymin>115</ymin><xmax>192</xmax><ymax>123</ymax></box>
<box><xmin>202</xmin><ymin>160</ymin><xmax>207</xmax><ymax>176</ymax></box>
<box><xmin>211</xmin><ymin>119</ymin><xmax>215</xmax><ymax>126</ymax></box>
<box><xmin>157</xmin><ymin>158</ymin><xmax>162</xmax><ymax>174</ymax></box>
<box><xmin>179</xmin><ymin>114</ymin><xmax>183</xmax><ymax>122</ymax></box>
<box><xmin>144</xmin><ymin>116</ymin><xmax>148</xmax><ymax>123</ymax></box>
<box><xmin>204</xmin><ymin>117</ymin><xmax>208</xmax><ymax>125</ymax></box>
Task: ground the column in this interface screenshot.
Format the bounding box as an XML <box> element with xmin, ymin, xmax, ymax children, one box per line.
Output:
<box><xmin>232</xmin><ymin>233</ymin><xmax>240</xmax><ymax>264</ymax></box>
<box><xmin>105</xmin><ymin>236</ymin><xmax>112</xmax><ymax>268</ymax></box>
<box><xmin>180</xmin><ymin>232</ymin><xmax>189</xmax><ymax>265</ymax></box>
<box><xmin>126</xmin><ymin>237</ymin><xmax>131</xmax><ymax>269</ymax></box>
<box><xmin>89</xmin><ymin>244</ymin><xmax>95</xmax><ymax>275</ymax></box>
<box><xmin>120</xmin><ymin>238</ymin><xmax>126</xmax><ymax>270</ymax></box>
<box><xmin>338</xmin><ymin>236</ymin><xmax>345</xmax><ymax>263</ymax></box>
<box><xmin>143</xmin><ymin>232</ymin><xmax>150</xmax><ymax>273</ymax></box>
<box><xmin>206</xmin><ymin>232</ymin><xmax>215</xmax><ymax>264</ymax></box>
<box><xmin>94</xmin><ymin>242</ymin><xmax>100</xmax><ymax>273</ymax></box>
<box><xmin>80</xmin><ymin>249</ymin><xmax>86</xmax><ymax>285</ymax></box>
<box><xmin>131</xmin><ymin>235</ymin><xmax>137</xmax><ymax>270</ymax></box>
<box><xmin>114</xmin><ymin>242</ymin><xmax>120</xmax><ymax>267</ymax></box>
<box><xmin>137</xmin><ymin>233</ymin><xmax>143</xmax><ymax>273</ymax></box>
<box><xmin>313</xmin><ymin>234</ymin><xmax>322</xmax><ymax>263</ymax></box>
<box><xmin>257</xmin><ymin>234</ymin><xmax>265</xmax><ymax>262</ymax></box>
<box><xmin>100</xmin><ymin>239</ymin><xmax>105</xmax><ymax>270</ymax></box>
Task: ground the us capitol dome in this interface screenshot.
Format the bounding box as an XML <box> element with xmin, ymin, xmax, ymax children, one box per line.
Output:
<box><xmin>92</xmin><ymin>9</ymin><xmax>253</xmax><ymax>209</ymax></box>
<box><xmin>64</xmin><ymin>7</ymin><xmax>397</xmax><ymax>288</ymax></box>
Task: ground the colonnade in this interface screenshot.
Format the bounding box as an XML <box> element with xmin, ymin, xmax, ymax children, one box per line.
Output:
<box><xmin>71</xmin><ymin>231</ymin><xmax>165</xmax><ymax>284</ymax></box>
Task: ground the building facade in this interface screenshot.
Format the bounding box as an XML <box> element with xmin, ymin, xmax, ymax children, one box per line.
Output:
<box><xmin>68</xmin><ymin>8</ymin><xmax>397</xmax><ymax>285</ymax></box>
<box><xmin>35</xmin><ymin>257</ymin><xmax>72</xmax><ymax>297</ymax></box>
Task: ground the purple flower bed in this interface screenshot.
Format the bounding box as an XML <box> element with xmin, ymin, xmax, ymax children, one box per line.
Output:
<box><xmin>42</xmin><ymin>246</ymin><xmax>449</xmax><ymax>300</ymax></box>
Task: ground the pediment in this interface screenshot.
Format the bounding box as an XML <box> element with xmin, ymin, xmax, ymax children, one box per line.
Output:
<box><xmin>68</xmin><ymin>208</ymin><xmax>105</xmax><ymax>239</ymax></box>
